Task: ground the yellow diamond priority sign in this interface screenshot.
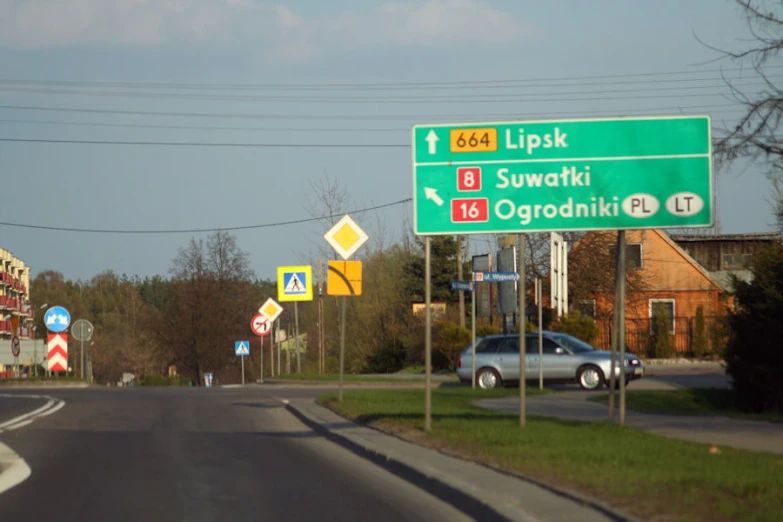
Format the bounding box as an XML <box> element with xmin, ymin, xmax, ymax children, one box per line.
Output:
<box><xmin>259</xmin><ymin>297</ymin><xmax>284</xmax><ymax>322</ymax></box>
<box><xmin>324</xmin><ymin>214</ymin><xmax>369</xmax><ymax>260</ymax></box>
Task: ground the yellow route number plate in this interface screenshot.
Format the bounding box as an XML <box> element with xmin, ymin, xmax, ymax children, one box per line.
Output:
<box><xmin>449</xmin><ymin>128</ymin><xmax>498</xmax><ymax>153</ymax></box>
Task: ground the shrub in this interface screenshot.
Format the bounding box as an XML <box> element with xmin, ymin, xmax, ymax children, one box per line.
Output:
<box><xmin>549</xmin><ymin>310</ymin><xmax>599</xmax><ymax>344</ymax></box>
<box><xmin>365</xmin><ymin>343</ymin><xmax>407</xmax><ymax>374</ymax></box>
<box><xmin>692</xmin><ymin>305</ymin><xmax>708</xmax><ymax>357</ymax></box>
<box><xmin>140</xmin><ymin>374</ymin><xmax>190</xmax><ymax>386</ymax></box>
<box><xmin>653</xmin><ymin>314</ymin><xmax>675</xmax><ymax>358</ymax></box>
<box><xmin>168</xmin><ymin>375</ymin><xmax>192</xmax><ymax>386</ymax></box>
<box><xmin>476</xmin><ymin>324</ymin><xmax>501</xmax><ymax>337</ymax></box>
<box><xmin>140</xmin><ymin>374</ymin><xmax>169</xmax><ymax>386</ymax></box>
<box><xmin>434</xmin><ymin>320</ymin><xmax>471</xmax><ymax>370</ymax></box>
<box><xmin>725</xmin><ymin>243</ymin><xmax>783</xmax><ymax>413</ymax></box>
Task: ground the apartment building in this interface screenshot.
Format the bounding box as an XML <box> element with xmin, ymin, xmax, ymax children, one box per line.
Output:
<box><xmin>0</xmin><ymin>248</ymin><xmax>35</xmax><ymax>339</ymax></box>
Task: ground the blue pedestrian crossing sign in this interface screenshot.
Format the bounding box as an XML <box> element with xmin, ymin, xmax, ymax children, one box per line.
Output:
<box><xmin>277</xmin><ymin>265</ymin><xmax>313</xmax><ymax>302</ymax></box>
<box><xmin>235</xmin><ymin>340</ymin><xmax>250</xmax><ymax>356</ymax></box>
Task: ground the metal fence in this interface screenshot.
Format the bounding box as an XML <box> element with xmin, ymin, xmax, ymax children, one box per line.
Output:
<box><xmin>595</xmin><ymin>316</ymin><xmax>729</xmax><ymax>357</ymax></box>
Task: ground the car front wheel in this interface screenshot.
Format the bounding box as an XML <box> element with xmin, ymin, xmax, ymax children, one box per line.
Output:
<box><xmin>477</xmin><ymin>368</ymin><xmax>502</xmax><ymax>389</ymax></box>
<box><xmin>577</xmin><ymin>365</ymin><xmax>605</xmax><ymax>390</ymax></box>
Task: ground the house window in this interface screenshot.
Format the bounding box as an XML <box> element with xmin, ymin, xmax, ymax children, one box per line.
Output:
<box><xmin>722</xmin><ymin>253</ymin><xmax>752</xmax><ymax>270</ymax></box>
<box><xmin>649</xmin><ymin>299</ymin><xmax>675</xmax><ymax>334</ymax></box>
<box><xmin>609</xmin><ymin>243</ymin><xmax>642</xmax><ymax>269</ymax></box>
<box><xmin>574</xmin><ymin>299</ymin><xmax>596</xmax><ymax>319</ymax></box>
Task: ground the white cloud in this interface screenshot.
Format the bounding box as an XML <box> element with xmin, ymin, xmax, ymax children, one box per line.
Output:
<box><xmin>275</xmin><ymin>5</ymin><xmax>302</xmax><ymax>29</ymax></box>
<box><xmin>0</xmin><ymin>0</ymin><xmax>530</xmax><ymax>60</ymax></box>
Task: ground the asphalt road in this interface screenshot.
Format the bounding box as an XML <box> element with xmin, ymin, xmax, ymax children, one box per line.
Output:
<box><xmin>0</xmin><ymin>386</ymin><xmax>471</xmax><ymax>522</ymax></box>
<box><xmin>0</xmin><ymin>395</ymin><xmax>49</xmax><ymax>426</ymax></box>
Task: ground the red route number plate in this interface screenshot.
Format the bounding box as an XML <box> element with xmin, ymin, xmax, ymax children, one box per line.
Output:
<box><xmin>457</xmin><ymin>167</ymin><xmax>482</xmax><ymax>192</ymax></box>
<box><xmin>451</xmin><ymin>198</ymin><xmax>489</xmax><ymax>223</ymax></box>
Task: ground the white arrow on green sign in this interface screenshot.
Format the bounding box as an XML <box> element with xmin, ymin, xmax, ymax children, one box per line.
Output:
<box><xmin>412</xmin><ymin>116</ymin><xmax>713</xmax><ymax>235</ymax></box>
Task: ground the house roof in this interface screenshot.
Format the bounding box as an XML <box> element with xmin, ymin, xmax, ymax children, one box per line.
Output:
<box><xmin>656</xmin><ymin>230</ymin><xmax>725</xmax><ymax>291</ymax></box>
<box><xmin>710</xmin><ymin>270</ymin><xmax>753</xmax><ymax>293</ymax></box>
<box><xmin>669</xmin><ymin>232</ymin><xmax>780</xmax><ymax>242</ymax></box>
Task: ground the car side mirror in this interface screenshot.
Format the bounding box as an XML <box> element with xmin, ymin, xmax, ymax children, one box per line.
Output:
<box><xmin>555</xmin><ymin>347</ymin><xmax>566</xmax><ymax>355</ymax></box>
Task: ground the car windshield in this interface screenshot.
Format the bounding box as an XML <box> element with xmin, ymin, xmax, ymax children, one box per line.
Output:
<box><xmin>549</xmin><ymin>333</ymin><xmax>597</xmax><ymax>354</ymax></box>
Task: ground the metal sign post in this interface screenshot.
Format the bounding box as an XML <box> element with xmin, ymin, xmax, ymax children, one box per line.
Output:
<box><xmin>11</xmin><ymin>336</ymin><xmax>20</xmax><ymax>377</ymax></box>
<box><xmin>277</xmin><ymin>319</ymin><xmax>281</xmax><ymax>375</ymax></box>
<box><xmin>338</xmin><ymin>296</ymin><xmax>347</xmax><ymax>402</ymax></box>
<box><xmin>608</xmin><ymin>231</ymin><xmax>628</xmax><ymax>423</ymax></box>
<box><xmin>276</xmin><ymin>266</ymin><xmax>313</xmax><ymax>374</ymax></box>
<box><xmin>536</xmin><ymin>278</ymin><xmax>544</xmax><ymax>390</ymax></box>
<box><xmin>258</xmin><ymin>298</ymin><xmax>283</xmax><ymax>379</ymax></box>
<box><xmin>71</xmin><ymin>319</ymin><xmax>94</xmax><ymax>383</ymax></box>
<box><xmin>294</xmin><ymin>302</ymin><xmax>301</xmax><ymax>373</ymax></box>
<box><xmin>518</xmin><ymin>234</ymin><xmax>526</xmax><ymax>428</ymax></box>
<box><xmin>235</xmin><ymin>341</ymin><xmax>250</xmax><ymax>385</ymax></box>
<box><xmin>471</xmin><ymin>282</ymin><xmax>477</xmax><ymax>389</ymax></box>
<box><xmin>424</xmin><ymin>236</ymin><xmax>432</xmax><ymax>432</ymax></box>
<box><xmin>324</xmin><ymin>214</ymin><xmax>370</xmax><ymax>402</ymax></box>
<box><xmin>250</xmin><ymin>314</ymin><xmax>272</xmax><ymax>383</ymax></box>
<box><xmin>617</xmin><ymin>231</ymin><xmax>628</xmax><ymax>425</ymax></box>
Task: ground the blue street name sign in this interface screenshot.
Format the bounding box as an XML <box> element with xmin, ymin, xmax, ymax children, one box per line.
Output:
<box><xmin>473</xmin><ymin>272</ymin><xmax>520</xmax><ymax>283</ymax></box>
<box><xmin>451</xmin><ymin>280</ymin><xmax>474</xmax><ymax>292</ymax></box>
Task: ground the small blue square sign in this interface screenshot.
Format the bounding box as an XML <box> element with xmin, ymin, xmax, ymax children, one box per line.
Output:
<box><xmin>235</xmin><ymin>340</ymin><xmax>250</xmax><ymax>356</ymax></box>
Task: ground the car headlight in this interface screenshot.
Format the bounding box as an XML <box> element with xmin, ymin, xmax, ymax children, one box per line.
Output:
<box><xmin>629</xmin><ymin>359</ymin><xmax>640</xmax><ymax>366</ymax></box>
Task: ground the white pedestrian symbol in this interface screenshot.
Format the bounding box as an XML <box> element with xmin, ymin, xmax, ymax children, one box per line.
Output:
<box><xmin>285</xmin><ymin>273</ymin><xmax>306</xmax><ymax>294</ymax></box>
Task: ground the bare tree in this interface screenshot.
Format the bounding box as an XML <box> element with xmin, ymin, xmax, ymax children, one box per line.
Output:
<box><xmin>567</xmin><ymin>232</ymin><xmax>650</xmax><ymax>321</ymax></box>
<box><xmin>165</xmin><ymin>231</ymin><xmax>256</xmax><ymax>383</ymax></box>
<box><xmin>706</xmin><ymin>0</ymin><xmax>783</xmax><ymax>230</ymax></box>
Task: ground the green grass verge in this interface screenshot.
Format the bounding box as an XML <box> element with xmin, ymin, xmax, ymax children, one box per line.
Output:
<box><xmin>319</xmin><ymin>388</ymin><xmax>783</xmax><ymax>522</ymax></box>
<box><xmin>272</xmin><ymin>372</ymin><xmax>426</xmax><ymax>382</ymax></box>
<box><xmin>591</xmin><ymin>388</ymin><xmax>783</xmax><ymax>422</ymax></box>
<box><xmin>0</xmin><ymin>375</ymin><xmax>85</xmax><ymax>384</ymax></box>
<box><xmin>394</xmin><ymin>366</ymin><xmax>425</xmax><ymax>374</ymax></box>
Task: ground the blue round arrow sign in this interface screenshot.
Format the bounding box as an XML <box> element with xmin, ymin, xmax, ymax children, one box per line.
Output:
<box><xmin>44</xmin><ymin>305</ymin><xmax>71</xmax><ymax>333</ymax></box>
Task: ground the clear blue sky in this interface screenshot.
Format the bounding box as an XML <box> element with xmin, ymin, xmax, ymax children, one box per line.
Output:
<box><xmin>0</xmin><ymin>0</ymin><xmax>778</xmax><ymax>282</ymax></box>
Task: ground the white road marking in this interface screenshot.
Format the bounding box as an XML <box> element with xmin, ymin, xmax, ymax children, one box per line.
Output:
<box><xmin>0</xmin><ymin>394</ymin><xmax>67</xmax><ymax>433</ymax></box>
<box><xmin>0</xmin><ymin>441</ymin><xmax>31</xmax><ymax>495</ymax></box>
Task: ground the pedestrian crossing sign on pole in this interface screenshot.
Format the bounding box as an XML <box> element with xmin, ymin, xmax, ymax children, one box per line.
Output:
<box><xmin>235</xmin><ymin>340</ymin><xmax>250</xmax><ymax>356</ymax></box>
<box><xmin>277</xmin><ymin>265</ymin><xmax>313</xmax><ymax>302</ymax></box>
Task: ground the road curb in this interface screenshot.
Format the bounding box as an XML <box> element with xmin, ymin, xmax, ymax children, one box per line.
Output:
<box><xmin>284</xmin><ymin>400</ymin><xmax>514</xmax><ymax>522</ymax></box>
<box><xmin>285</xmin><ymin>400</ymin><xmax>642</xmax><ymax>522</ymax></box>
<box><xmin>265</xmin><ymin>379</ymin><xmax>436</xmax><ymax>388</ymax></box>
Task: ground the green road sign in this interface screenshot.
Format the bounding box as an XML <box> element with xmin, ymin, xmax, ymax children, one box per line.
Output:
<box><xmin>412</xmin><ymin>116</ymin><xmax>712</xmax><ymax>235</ymax></box>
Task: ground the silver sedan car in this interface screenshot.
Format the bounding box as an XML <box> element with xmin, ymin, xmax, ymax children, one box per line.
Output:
<box><xmin>457</xmin><ymin>331</ymin><xmax>644</xmax><ymax>390</ymax></box>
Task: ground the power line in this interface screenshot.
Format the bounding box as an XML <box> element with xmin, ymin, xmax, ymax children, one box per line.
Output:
<box><xmin>0</xmin><ymin>64</ymin><xmax>779</xmax><ymax>91</ymax></box>
<box><xmin>0</xmin><ymin>106</ymin><xmax>751</xmax><ymax>134</ymax></box>
<box><xmin>0</xmin><ymin>138</ymin><xmax>408</xmax><ymax>147</ymax></box>
<box><xmin>0</xmin><ymin>102</ymin><xmax>746</xmax><ymax>121</ymax></box>
<box><xmin>0</xmin><ymin>85</ymin><xmax>769</xmax><ymax>104</ymax></box>
<box><xmin>0</xmin><ymin>198</ymin><xmax>412</xmax><ymax>235</ymax></box>
<box><xmin>0</xmin><ymin>79</ymin><xmax>777</xmax><ymax>103</ymax></box>
<box><xmin>0</xmin><ymin>119</ymin><xmax>408</xmax><ymax>133</ymax></box>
